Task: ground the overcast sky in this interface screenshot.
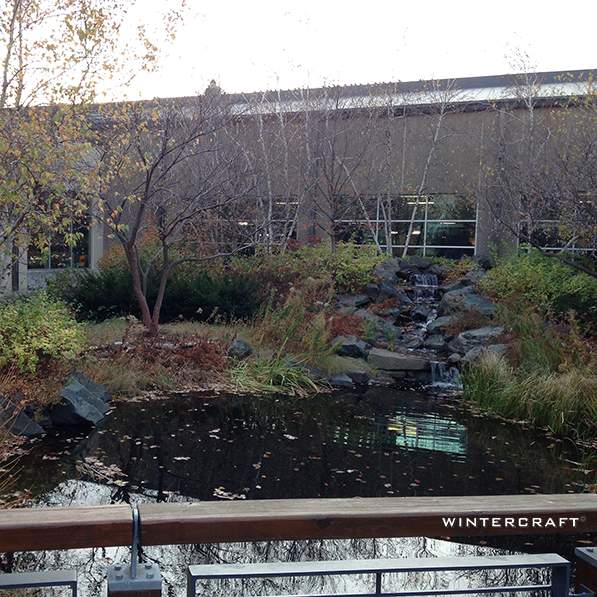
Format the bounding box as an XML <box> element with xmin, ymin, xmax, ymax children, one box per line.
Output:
<box><xmin>119</xmin><ymin>0</ymin><xmax>597</xmax><ymax>101</ymax></box>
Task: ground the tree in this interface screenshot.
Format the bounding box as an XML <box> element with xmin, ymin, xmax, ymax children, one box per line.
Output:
<box><xmin>0</xmin><ymin>0</ymin><xmax>184</xmax><ymax>291</ymax></box>
<box><xmin>93</xmin><ymin>86</ymin><xmax>259</xmax><ymax>337</ymax></box>
<box><xmin>485</xmin><ymin>70</ymin><xmax>597</xmax><ymax>279</ymax></box>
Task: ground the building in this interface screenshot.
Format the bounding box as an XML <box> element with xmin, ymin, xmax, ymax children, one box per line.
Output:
<box><xmin>14</xmin><ymin>68</ymin><xmax>597</xmax><ymax>293</ymax></box>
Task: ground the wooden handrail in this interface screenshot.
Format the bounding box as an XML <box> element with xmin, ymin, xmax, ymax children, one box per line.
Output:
<box><xmin>0</xmin><ymin>504</ymin><xmax>132</xmax><ymax>552</ymax></box>
<box><xmin>1</xmin><ymin>495</ymin><xmax>596</xmax><ymax>553</ymax></box>
<box><xmin>138</xmin><ymin>495</ymin><xmax>597</xmax><ymax>546</ymax></box>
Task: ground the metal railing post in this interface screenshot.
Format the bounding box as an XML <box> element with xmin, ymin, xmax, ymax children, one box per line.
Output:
<box><xmin>575</xmin><ymin>547</ymin><xmax>597</xmax><ymax>597</ymax></box>
<box><xmin>107</xmin><ymin>505</ymin><xmax>162</xmax><ymax>597</ymax></box>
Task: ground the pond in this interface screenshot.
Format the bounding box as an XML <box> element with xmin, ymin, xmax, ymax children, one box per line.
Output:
<box><xmin>4</xmin><ymin>386</ymin><xmax>597</xmax><ymax>595</ymax></box>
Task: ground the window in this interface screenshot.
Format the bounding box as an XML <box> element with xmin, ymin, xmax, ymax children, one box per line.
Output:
<box><xmin>27</xmin><ymin>215</ymin><xmax>90</xmax><ymax>269</ymax></box>
<box><xmin>337</xmin><ymin>194</ymin><xmax>477</xmax><ymax>258</ymax></box>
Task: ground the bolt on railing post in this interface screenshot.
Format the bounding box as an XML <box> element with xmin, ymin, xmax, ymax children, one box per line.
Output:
<box><xmin>107</xmin><ymin>505</ymin><xmax>162</xmax><ymax>597</ymax></box>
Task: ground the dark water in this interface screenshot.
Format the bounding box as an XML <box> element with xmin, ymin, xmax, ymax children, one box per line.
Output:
<box><xmin>6</xmin><ymin>386</ymin><xmax>597</xmax><ymax>596</ymax></box>
<box><xmin>16</xmin><ymin>386</ymin><xmax>589</xmax><ymax>502</ymax></box>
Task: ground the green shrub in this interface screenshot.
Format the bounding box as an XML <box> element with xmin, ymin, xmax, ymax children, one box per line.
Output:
<box><xmin>479</xmin><ymin>249</ymin><xmax>597</xmax><ymax>332</ymax></box>
<box><xmin>56</xmin><ymin>265</ymin><xmax>262</xmax><ymax>323</ymax></box>
<box><xmin>0</xmin><ymin>290</ymin><xmax>85</xmax><ymax>373</ymax></box>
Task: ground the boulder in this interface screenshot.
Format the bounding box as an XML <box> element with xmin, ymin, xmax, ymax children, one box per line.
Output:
<box><xmin>51</xmin><ymin>380</ymin><xmax>111</xmax><ymax>426</ymax></box>
<box><xmin>426</xmin><ymin>315</ymin><xmax>456</xmax><ymax>335</ymax></box>
<box><xmin>373</xmin><ymin>266</ymin><xmax>398</xmax><ymax>284</ymax></box>
<box><xmin>328</xmin><ymin>374</ymin><xmax>354</xmax><ymax>389</ymax></box>
<box><xmin>377</xmin><ymin>279</ymin><xmax>400</xmax><ymax>302</ymax></box>
<box><xmin>404</xmin><ymin>337</ymin><xmax>425</xmax><ymax>349</ymax></box>
<box><xmin>425</xmin><ymin>335</ymin><xmax>447</xmax><ymax>351</ymax></box>
<box><xmin>336</xmin><ymin>294</ymin><xmax>370</xmax><ymax>308</ymax></box>
<box><xmin>368</xmin><ymin>348</ymin><xmax>431</xmax><ymax>371</ymax></box>
<box><xmin>333</xmin><ymin>335</ymin><xmax>372</xmax><ymax>359</ymax></box>
<box><xmin>447</xmin><ymin>326</ymin><xmax>505</xmax><ymax>356</ymax></box>
<box><xmin>363</xmin><ymin>283</ymin><xmax>380</xmax><ymax>302</ymax></box>
<box><xmin>407</xmin><ymin>256</ymin><xmax>432</xmax><ymax>270</ymax></box>
<box><xmin>0</xmin><ymin>395</ymin><xmax>45</xmax><ymax>437</ymax></box>
<box><xmin>439</xmin><ymin>279</ymin><xmax>473</xmax><ymax>294</ymax></box>
<box><xmin>74</xmin><ymin>371</ymin><xmax>111</xmax><ymax>403</ymax></box>
<box><xmin>228</xmin><ymin>339</ymin><xmax>253</xmax><ymax>360</ymax></box>
<box><xmin>437</xmin><ymin>286</ymin><xmax>475</xmax><ymax>316</ymax></box>
<box><xmin>354</xmin><ymin>310</ymin><xmax>403</xmax><ymax>343</ymax></box>
<box><xmin>346</xmin><ymin>369</ymin><xmax>370</xmax><ymax>385</ymax></box>
<box><xmin>380</xmin><ymin>258</ymin><xmax>401</xmax><ymax>272</ymax></box>
<box><xmin>473</xmin><ymin>252</ymin><xmax>493</xmax><ymax>270</ymax></box>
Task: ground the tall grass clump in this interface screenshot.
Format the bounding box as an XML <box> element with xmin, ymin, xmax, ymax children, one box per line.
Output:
<box><xmin>463</xmin><ymin>352</ymin><xmax>597</xmax><ymax>435</ymax></box>
<box><xmin>228</xmin><ymin>350</ymin><xmax>322</xmax><ymax>396</ymax></box>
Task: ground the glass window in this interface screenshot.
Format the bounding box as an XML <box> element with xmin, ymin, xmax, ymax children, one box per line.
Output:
<box><xmin>28</xmin><ymin>215</ymin><xmax>89</xmax><ymax>269</ymax></box>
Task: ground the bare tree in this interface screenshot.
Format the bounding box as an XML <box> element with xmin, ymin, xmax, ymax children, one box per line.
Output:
<box><xmin>93</xmin><ymin>85</ymin><xmax>258</xmax><ymax>336</ymax></box>
<box><xmin>485</xmin><ymin>69</ymin><xmax>597</xmax><ymax>278</ymax></box>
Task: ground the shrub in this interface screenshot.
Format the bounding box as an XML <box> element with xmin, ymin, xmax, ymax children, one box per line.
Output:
<box><xmin>56</xmin><ymin>265</ymin><xmax>262</xmax><ymax>323</ymax></box>
<box><xmin>478</xmin><ymin>249</ymin><xmax>597</xmax><ymax>330</ymax></box>
<box><xmin>0</xmin><ymin>290</ymin><xmax>85</xmax><ymax>373</ymax></box>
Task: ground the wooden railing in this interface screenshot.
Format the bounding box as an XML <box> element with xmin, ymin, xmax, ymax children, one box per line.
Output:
<box><xmin>0</xmin><ymin>494</ymin><xmax>596</xmax><ymax>596</ymax></box>
<box><xmin>1</xmin><ymin>494</ymin><xmax>596</xmax><ymax>552</ymax></box>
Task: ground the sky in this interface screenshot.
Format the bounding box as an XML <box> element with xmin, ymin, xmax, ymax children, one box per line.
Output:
<box><xmin>121</xmin><ymin>0</ymin><xmax>597</xmax><ymax>101</ymax></box>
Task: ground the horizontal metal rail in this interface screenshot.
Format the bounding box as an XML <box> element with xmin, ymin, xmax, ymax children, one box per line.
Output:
<box><xmin>0</xmin><ymin>569</ymin><xmax>77</xmax><ymax>595</ymax></box>
<box><xmin>187</xmin><ymin>554</ymin><xmax>571</xmax><ymax>597</ymax></box>
<box><xmin>0</xmin><ymin>494</ymin><xmax>596</xmax><ymax>553</ymax></box>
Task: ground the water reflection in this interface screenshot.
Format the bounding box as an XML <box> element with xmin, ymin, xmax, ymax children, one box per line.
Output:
<box><xmin>14</xmin><ymin>387</ymin><xmax>578</xmax><ymax>502</ymax></box>
<box><xmin>6</xmin><ymin>387</ymin><xmax>595</xmax><ymax>596</ymax></box>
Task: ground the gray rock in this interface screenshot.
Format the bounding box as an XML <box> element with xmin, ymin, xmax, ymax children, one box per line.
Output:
<box><xmin>460</xmin><ymin>346</ymin><xmax>488</xmax><ymax>366</ymax></box>
<box><xmin>380</xmin><ymin>258</ymin><xmax>401</xmax><ymax>272</ymax></box>
<box><xmin>458</xmin><ymin>293</ymin><xmax>497</xmax><ymax>318</ymax></box>
<box><xmin>426</xmin><ymin>315</ymin><xmax>456</xmax><ymax>335</ymax></box>
<box><xmin>377</xmin><ymin>279</ymin><xmax>400</xmax><ymax>302</ymax></box>
<box><xmin>447</xmin><ymin>352</ymin><xmax>462</xmax><ymax>364</ymax></box>
<box><xmin>411</xmin><ymin>306</ymin><xmax>433</xmax><ymax>322</ymax></box>
<box><xmin>404</xmin><ymin>337</ymin><xmax>425</xmax><ymax>349</ymax></box>
<box><xmin>333</xmin><ymin>335</ymin><xmax>372</xmax><ymax>359</ymax></box>
<box><xmin>228</xmin><ymin>339</ymin><xmax>253</xmax><ymax>360</ymax></box>
<box><xmin>354</xmin><ymin>309</ymin><xmax>403</xmax><ymax>342</ymax></box>
<box><xmin>346</xmin><ymin>369</ymin><xmax>370</xmax><ymax>385</ymax></box>
<box><xmin>336</xmin><ymin>294</ymin><xmax>370</xmax><ymax>308</ymax></box>
<box><xmin>51</xmin><ymin>380</ymin><xmax>112</xmax><ymax>426</ymax></box>
<box><xmin>425</xmin><ymin>335</ymin><xmax>447</xmax><ymax>350</ymax></box>
<box><xmin>437</xmin><ymin>286</ymin><xmax>475</xmax><ymax>316</ymax></box>
<box><xmin>429</xmin><ymin>264</ymin><xmax>443</xmax><ymax>276</ymax></box>
<box><xmin>439</xmin><ymin>279</ymin><xmax>473</xmax><ymax>294</ymax></box>
<box><xmin>363</xmin><ymin>283</ymin><xmax>379</xmax><ymax>302</ymax></box>
<box><xmin>74</xmin><ymin>371</ymin><xmax>111</xmax><ymax>403</ymax></box>
<box><xmin>408</xmin><ymin>256</ymin><xmax>432</xmax><ymax>270</ymax></box>
<box><xmin>473</xmin><ymin>252</ymin><xmax>493</xmax><ymax>270</ymax></box>
<box><xmin>463</xmin><ymin>270</ymin><xmax>489</xmax><ymax>284</ymax></box>
<box><xmin>447</xmin><ymin>326</ymin><xmax>505</xmax><ymax>355</ymax></box>
<box><xmin>328</xmin><ymin>374</ymin><xmax>354</xmax><ymax>388</ymax></box>
<box><xmin>373</xmin><ymin>267</ymin><xmax>398</xmax><ymax>284</ymax></box>
<box><xmin>368</xmin><ymin>348</ymin><xmax>431</xmax><ymax>371</ymax></box>
<box><xmin>488</xmin><ymin>343</ymin><xmax>508</xmax><ymax>357</ymax></box>
<box><xmin>0</xmin><ymin>396</ymin><xmax>45</xmax><ymax>437</ymax></box>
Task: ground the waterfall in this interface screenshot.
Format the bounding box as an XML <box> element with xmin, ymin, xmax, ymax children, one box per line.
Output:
<box><xmin>430</xmin><ymin>361</ymin><xmax>463</xmax><ymax>391</ymax></box>
<box><xmin>410</xmin><ymin>273</ymin><xmax>438</xmax><ymax>302</ymax></box>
